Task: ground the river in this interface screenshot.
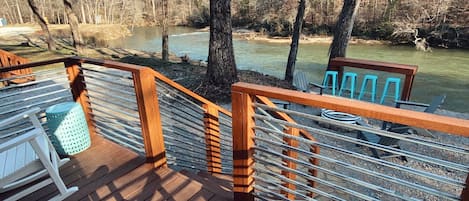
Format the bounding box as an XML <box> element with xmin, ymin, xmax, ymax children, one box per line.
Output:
<box><xmin>109</xmin><ymin>26</ymin><xmax>469</xmax><ymax>113</ymax></box>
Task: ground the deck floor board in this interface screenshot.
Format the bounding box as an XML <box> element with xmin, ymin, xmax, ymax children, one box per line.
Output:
<box><xmin>1</xmin><ymin>136</ymin><xmax>232</xmax><ymax>201</ymax></box>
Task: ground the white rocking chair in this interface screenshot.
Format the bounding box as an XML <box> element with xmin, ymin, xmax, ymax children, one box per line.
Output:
<box><xmin>0</xmin><ymin>108</ymin><xmax>78</xmax><ymax>201</ymax></box>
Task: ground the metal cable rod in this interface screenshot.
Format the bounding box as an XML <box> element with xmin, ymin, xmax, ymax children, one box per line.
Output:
<box><xmin>253</xmin><ymin>173</ymin><xmax>337</xmax><ymax>201</ymax></box>
<box><xmin>97</xmin><ymin>128</ymin><xmax>144</xmax><ymax>154</ymax></box>
<box><xmin>94</xmin><ymin>119</ymin><xmax>143</xmax><ymax>141</ymax></box>
<box><xmin>87</xmin><ymin>93</ymin><xmax>138</xmax><ymax>111</ymax></box>
<box><xmin>165</xmin><ymin>147</ymin><xmax>208</xmax><ymax>163</ymax></box>
<box><xmin>160</xmin><ymin>117</ymin><xmax>206</xmax><ymax>138</ymax></box>
<box><xmin>253</xmin><ymin>185</ymin><xmax>291</xmax><ymax>201</ymax></box>
<box><xmin>161</xmin><ymin>100</ymin><xmax>204</xmax><ymax>120</ymax></box>
<box><xmin>81</xmin><ymin>68</ymin><xmax>133</xmax><ymax>83</ymax></box>
<box><xmin>95</xmin><ymin>124</ymin><xmax>143</xmax><ymax>146</ymax></box>
<box><xmin>165</xmin><ymin>153</ymin><xmax>208</xmax><ymax>168</ymax></box>
<box><xmin>81</xmin><ymin>73</ymin><xmax>134</xmax><ymax>88</ymax></box>
<box><xmin>91</xmin><ymin>106</ymin><xmax>140</xmax><ymax>126</ymax></box>
<box><xmin>255</xmin><ymin>135</ymin><xmax>459</xmax><ymax>200</ymax></box>
<box><xmin>84</xmin><ymin>80</ymin><xmax>136</xmax><ymax>97</ymax></box>
<box><xmin>156</xmin><ymin>81</ymin><xmax>205</xmax><ymax>111</ymax></box>
<box><xmin>157</xmin><ymin>91</ymin><xmax>205</xmax><ymax>116</ymax></box>
<box><xmin>0</xmin><ymin>96</ymin><xmax>70</xmax><ymax>115</ymax></box>
<box><xmin>0</xmin><ymin>82</ymin><xmax>67</xmax><ymax>99</ymax></box>
<box><xmin>90</xmin><ymin>101</ymin><xmax>140</xmax><ymax>120</ymax></box>
<box><xmin>0</xmin><ymin>88</ymin><xmax>70</xmax><ymax>108</ymax></box>
<box><xmin>0</xmin><ymin>67</ymin><xmax>64</xmax><ymax>82</ymax></box>
<box><xmin>255</xmin><ymin>126</ymin><xmax>465</xmax><ymax>192</ymax></box>
<box><xmin>158</xmin><ymin>100</ymin><xmax>205</xmax><ymax>122</ymax></box>
<box><xmin>255</xmin><ymin>103</ymin><xmax>469</xmax><ymax>154</ymax></box>
<box><xmin>255</xmin><ymin>144</ymin><xmax>422</xmax><ymax>201</ymax></box>
<box><xmin>159</xmin><ymin>110</ymin><xmax>206</xmax><ymax>135</ymax></box>
<box><xmin>93</xmin><ymin>115</ymin><xmax>141</xmax><ymax>134</ymax></box>
<box><xmin>0</xmin><ymin>75</ymin><xmax>68</xmax><ymax>91</ymax></box>
<box><xmin>254</xmin><ymin>114</ymin><xmax>469</xmax><ymax>174</ymax></box>
<box><xmin>254</xmin><ymin>154</ymin><xmax>379</xmax><ymax>201</ymax></box>
<box><xmin>81</xmin><ymin>66</ymin><xmax>133</xmax><ymax>80</ymax></box>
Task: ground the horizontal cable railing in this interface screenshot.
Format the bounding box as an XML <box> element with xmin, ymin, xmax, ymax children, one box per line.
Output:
<box><xmin>0</xmin><ymin>66</ymin><xmax>72</xmax><ymax>137</ymax></box>
<box><xmin>154</xmin><ymin>72</ymin><xmax>233</xmax><ymax>174</ymax></box>
<box><xmin>80</xmin><ymin>64</ymin><xmax>144</xmax><ymax>153</ymax></box>
<box><xmin>232</xmin><ymin>82</ymin><xmax>469</xmax><ymax>201</ymax></box>
<box><xmin>1</xmin><ymin>54</ymin><xmax>234</xmax><ymax>176</ymax></box>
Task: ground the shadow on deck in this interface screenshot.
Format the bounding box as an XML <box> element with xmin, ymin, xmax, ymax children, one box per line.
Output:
<box><xmin>0</xmin><ymin>136</ymin><xmax>233</xmax><ymax>201</ymax></box>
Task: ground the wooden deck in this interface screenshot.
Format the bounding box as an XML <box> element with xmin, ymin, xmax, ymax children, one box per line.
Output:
<box><xmin>0</xmin><ymin>136</ymin><xmax>233</xmax><ymax>201</ymax></box>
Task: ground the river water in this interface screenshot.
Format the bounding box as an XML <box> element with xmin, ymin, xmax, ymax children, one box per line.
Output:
<box><xmin>109</xmin><ymin>27</ymin><xmax>469</xmax><ymax>113</ymax></box>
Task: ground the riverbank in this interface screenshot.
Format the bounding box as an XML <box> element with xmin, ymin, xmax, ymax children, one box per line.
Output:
<box><xmin>232</xmin><ymin>29</ymin><xmax>389</xmax><ymax>45</ymax></box>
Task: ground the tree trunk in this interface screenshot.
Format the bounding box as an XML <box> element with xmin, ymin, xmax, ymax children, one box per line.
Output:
<box><xmin>28</xmin><ymin>0</ymin><xmax>56</xmax><ymax>51</ymax></box>
<box><xmin>162</xmin><ymin>0</ymin><xmax>169</xmax><ymax>61</ymax></box>
<box><xmin>285</xmin><ymin>0</ymin><xmax>306</xmax><ymax>84</ymax></box>
<box><xmin>63</xmin><ymin>0</ymin><xmax>84</xmax><ymax>54</ymax></box>
<box><xmin>15</xmin><ymin>0</ymin><xmax>24</xmax><ymax>24</ymax></box>
<box><xmin>206</xmin><ymin>0</ymin><xmax>238</xmax><ymax>88</ymax></box>
<box><xmin>383</xmin><ymin>0</ymin><xmax>399</xmax><ymax>22</ymax></box>
<box><xmin>80</xmin><ymin>0</ymin><xmax>86</xmax><ymax>23</ymax></box>
<box><xmin>328</xmin><ymin>0</ymin><xmax>361</xmax><ymax>61</ymax></box>
<box><xmin>151</xmin><ymin>0</ymin><xmax>157</xmax><ymax>24</ymax></box>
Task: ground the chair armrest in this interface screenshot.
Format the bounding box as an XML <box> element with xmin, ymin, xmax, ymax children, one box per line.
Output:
<box><xmin>394</xmin><ymin>100</ymin><xmax>429</xmax><ymax>108</ymax></box>
<box><xmin>0</xmin><ymin>129</ymin><xmax>41</xmax><ymax>152</ymax></box>
<box><xmin>0</xmin><ymin>108</ymin><xmax>41</xmax><ymax>128</ymax></box>
<box><xmin>310</xmin><ymin>83</ymin><xmax>325</xmax><ymax>95</ymax></box>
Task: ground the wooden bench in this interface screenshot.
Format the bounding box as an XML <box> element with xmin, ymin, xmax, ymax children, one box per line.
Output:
<box><xmin>0</xmin><ymin>49</ymin><xmax>34</xmax><ymax>87</ymax></box>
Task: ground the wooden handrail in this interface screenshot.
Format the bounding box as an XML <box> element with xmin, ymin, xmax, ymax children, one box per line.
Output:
<box><xmin>233</xmin><ymin>82</ymin><xmax>469</xmax><ymax>137</ymax></box>
<box><xmin>328</xmin><ymin>57</ymin><xmax>418</xmax><ymax>101</ymax></box>
<box><xmin>151</xmin><ymin>70</ymin><xmax>232</xmax><ymax>116</ymax></box>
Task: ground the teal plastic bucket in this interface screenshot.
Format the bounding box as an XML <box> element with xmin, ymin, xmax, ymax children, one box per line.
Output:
<box><xmin>46</xmin><ymin>102</ymin><xmax>91</xmax><ymax>155</ymax></box>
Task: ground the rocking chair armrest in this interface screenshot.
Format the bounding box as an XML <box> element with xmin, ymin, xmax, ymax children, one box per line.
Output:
<box><xmin>0</xmin><ymin>128</ymin><xmax>41</xmax><ymax>153</ymax></box>
<box><xmin>0</xmin><ymin>108</ymin><xmax>41</xmax><ymax>129</ymax></box>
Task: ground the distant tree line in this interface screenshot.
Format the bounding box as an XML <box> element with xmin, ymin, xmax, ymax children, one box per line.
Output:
<box><xmin>1</xmin><ymin>0</ymin><xmax>468</xmax><ymax>48</ymax></box>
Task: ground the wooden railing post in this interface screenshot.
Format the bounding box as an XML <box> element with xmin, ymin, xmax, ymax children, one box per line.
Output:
<box><xmin>281</xmin><ymin>127</ymin><xmax>299</xmax><ymax>200</ymax></box>
<box><xmin>462</xmin><ymin>174</ymin><xmax>469</xmax><ymax>201</ymax></box>
<box><xmin>65</xmin><ymin>59</ymin><xmax>96</xmax><ymax>139</ymax></box>
<box><xmin>232</xmin><ymin>90</ymin><xmax>255</xmax><ymax>201</ymax></box>
<box><xmin>308</xmin><ymin>144</ymin><xmax>319</xmax><ymax>197</ymax></box>
<box><xmin>133</xmin><ymin>67</ymin><xmax>167</xmax><ymax>168</ymax></box>
<box><xmin>203</xmin><ymin>104</ymin><xmax>222</xmax><ymax>174</ymax></box>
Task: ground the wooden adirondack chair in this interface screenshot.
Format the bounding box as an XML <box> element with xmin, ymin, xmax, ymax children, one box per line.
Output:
<box><xmin>356</xmin><ymin>95</ymin><xmax>446</xmax><ymax>161</ymax></box>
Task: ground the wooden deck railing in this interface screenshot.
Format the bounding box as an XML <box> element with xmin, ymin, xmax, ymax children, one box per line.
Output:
<box><xmin>0</xmin><ymin>55</ymin><xmax>232</xmax><ymax>173</ymax></box>
<box><xmin>0</xmin><ymin>49</ymin><xmax>34</xmax><ymax>86</ymax></box>
<box><xmin>232</xmin><ymin>82</ymin><xmax>469</xmax><ymax>200</ymax></box>
<box><xmin>328</xmin><ymin>57</ymin><xmax>418</xmax><ymax>101</ymax></box>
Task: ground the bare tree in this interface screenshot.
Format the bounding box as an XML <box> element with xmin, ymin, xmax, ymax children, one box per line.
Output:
<box><xmin>285</xmin><ymin>0</ymin><xmax>306</xmax><ymax>84</ymax></box>
<box><xmin>63</xmin><ymin>0</ymin><xmax>84</xmax><ymax>54</ymax></box>
<box><xmin>328</xmin><ymin>0</ymin><xmax>361</xmax><ymax>61</ymax></box>
<box><xmin>28</xmin><ymin>0</ymin><xmax>56</xmax><ymax>51</ymax></box>
<box><xmin>15</xmin><ymin>0</ymin><xmax>24</xmax><ymax>24</ymax></box>
<box><xmin>206</xmin><ymin>0</ymin><xmax>238</xmax><ymax>88</ymax></box>
<box><xmin>162</xmin><ymin>0</ymin><xmax>169</xmax><ymax>61</ymax></box>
